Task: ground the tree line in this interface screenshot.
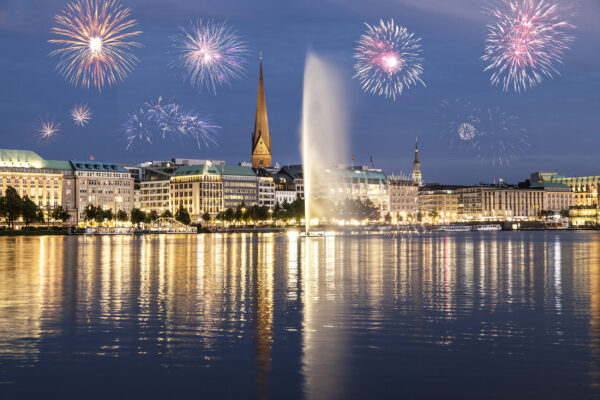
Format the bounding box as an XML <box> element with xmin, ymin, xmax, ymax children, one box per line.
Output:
<box><xmin>0</xmin><ymin>186</ymin><xmax>70</xmax><ymax>229</ymax></box>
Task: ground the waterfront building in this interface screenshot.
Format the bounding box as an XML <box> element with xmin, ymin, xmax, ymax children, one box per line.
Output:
<box><xmin>275</xmin><ymin>190</ymin><xmax>296</xmax><ymax>206</ymax></box>
<box><xmin>418</xmin><ymin>184</ymin><xmax>463</xmax><ymax>222</ymax></box>
<box><xmin>171</xmin><ymin>158</ymin><xmax>225</xmax><ymax>167</ymax></box>
<box><xmin>274</xmin><ymin>165</ymin><xmax>304</xmax><ymax>200</ymax></box>
<box><xmin>387</xmin><ymin>174</ymin><xmax>419</xmax><ymax>222</ymax></box>
<box><xmin>220</xmin><ymin>165</ymin><xmax>258</xmax><ymax>209</ymax></box>
<box><xmin>412</xmin><ymin>138</ymin><xmax>422</xmax><ymax>186</ymax></box>
<box><xmin>253</xmin><ymin>167</ymin><xmax>275</xmax><ymax>209</ymax></box>
<box><xmin>0</xmin><ymin>149</ymin><xmax>77</xmax><ymax>222</ymax></box>
<box><xmin>72</xmin><ymin>160</ymin><xmax>134</xmax><ymax>222</ymax></box>
<box><xmin>549</xmin><ymin>174</ymin><xmax>599</xmax><ymax>207</ymax></box>
<box><xmin>170</xmin><ymin>164</ymin><xmax>223</xmax><ymax>220</ymax></box>
<box><xmin>456</xmin><ymin>182</ymin><xmax>574</xmax><ymax>221</ymax></box>
<box><xmin>313</xmin><ymin>165</ymin><xmax>390</xmax><ymax>217</ymax></box>
<box><xmin>251</xmin><ymin>58</ymin><xmax>272</xmax><ymax>168</ymax></box>
<box><xmin>139</xmin><ymin>165</ymin><xmax>174</xmax><ymax>215</ymax></box>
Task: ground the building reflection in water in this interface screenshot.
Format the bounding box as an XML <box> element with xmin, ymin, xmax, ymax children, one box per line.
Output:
<box><xmin>0</xmin><ymin>232</ymin><xmax>598</xmax><ymax>397</ymax></box>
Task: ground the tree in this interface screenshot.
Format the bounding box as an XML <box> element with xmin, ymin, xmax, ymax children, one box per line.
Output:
<box><xmin>161</xmin><ymin>209</ymin><xmax>173</xmax><ymax>219</ymax></box>
<box><xmin>36</xmin><ymin>209</ymin><xmax>45</xmax><ymax>224</ymax></box>
<box><xmin>431</xmin><ymin>210</ymin><xmax>440</xmax><ymax>221</ymax></box>
<box><xmin>0</xmin><ymin>186</ymin><xmax>23</xmax><ymax>229</ymax></box>
<box><xmin>83</xmin><ymin>204</ymin><xmax>98</xmax><ymax>222</ymax></box>
<box><xmin>51</xmin><ymin>206</ymin><xmax>71</xmax><ymax>224</ymax></box>
<box><xmin>384</xmin><ymin>213</ymin><xmax>392</xmax><ymax>224</ymax></box>
<box><xmin>102</xmin><ymin>208</ymin><xmax>114</xmax><ymax>222</ymax></box>
<box><xmin>560</xmin><ymin>209</ymin><xmax>570</xmax><ymax>219</ymax></box>
<box><xmin>130</xmin><ymin>208</ymin><xmax>146</xmax><ymax>226</ymax></box>
<box><xmin>201</xmin><ymin>212</ymin><xmax>211</xmax><ymax>223</ymax></box>
<box><xmin>21</xmin><ymin>196</ymin><xmax>39</xmax><ymax>227</ymax></box>
<box><xmin>224</xmin><ymin>208</ymin><xmax>235</xmax><ymax>222</ymax></box>
<box><xmin>146</xmin><ymin>210</ymin><xmax>159</xmax><ymax>224</ymax></box>
<box><xmin>175</xmin><ymin>205</ymin><xmax>191</xmax><ymax>225</ymax></box>
<box><xmin>116</xmin><ymin>210</ymin><xmax>128</xmax><ymax>222</ymax></box>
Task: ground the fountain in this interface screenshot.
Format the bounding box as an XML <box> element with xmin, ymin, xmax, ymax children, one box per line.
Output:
<box><xmin>301</xmin><ymin>52</ymin><xmax>349</xmax><ymax>235</ymax></box>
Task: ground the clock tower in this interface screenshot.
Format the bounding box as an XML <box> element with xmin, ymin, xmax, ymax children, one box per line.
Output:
<box><xmin>251</xmin><ymin>56</ymin><xmax>272</xmax><ymax>167</ymax></box>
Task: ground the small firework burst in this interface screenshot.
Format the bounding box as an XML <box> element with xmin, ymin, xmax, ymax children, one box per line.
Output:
<box><xmin>482</xmin><ymin>0</ymin><xmax>574</xmax><ymax>92</ymax></box>
<box><xmin>436</xmin><ymin>99</ymin><xmax>529</xmax><ymax>166</ymax></box>
<box><xmin>171</xmin><ymin>20</ymin><xmax>249</xmax><ymax>94</ymax></box>
<box><xmin>36</xmin><ymin>117</ymin><xmax>62</xmax><ymax>140</ymax></box>
<box><xmin>458</xmin><ymin>123</ymin><xmax>477</xmax><ymax>141</ymax></box>
<box><xmin>122</xmin><ymin>98</ymin><xmax>219</xmax><ymax>149</ymax></box>
<box><xmin>49</xmin><ymin>0</ymin><xmax>142</xmax><ymax>90</ymax></box>
<box><xmin>436</xmin><ymin>98</ymin><xmax>480</xmax><ymax>149</ymax></box>
<box><xmin>354</xmin><ymin>19</ymin><xmax>425</xmax><ymax>100</ymax></box>
<box><xmin>71</xmin><ymin>103</ymin><xmax>93</xmax><ymax>126</ymax></box>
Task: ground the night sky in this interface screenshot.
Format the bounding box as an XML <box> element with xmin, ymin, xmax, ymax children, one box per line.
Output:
<box><xmin>1</xmin><ymin>0</ymin><xmax>599</xmax><ymax>185</ymax></box>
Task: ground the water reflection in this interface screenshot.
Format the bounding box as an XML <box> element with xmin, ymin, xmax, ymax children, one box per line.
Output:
<box><xmin>0</xmin><ymin>232</ymin><xmax>599</xmax><ymax>399</ymax></box>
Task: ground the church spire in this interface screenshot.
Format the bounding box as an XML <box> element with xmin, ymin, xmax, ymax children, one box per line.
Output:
<box><xmin>412</xmin><ymin>137</ymin><xmax>422</xmax><ymax>186</ymax></box>
<box><xmin>252</xmin><ymin>55</ymin><xmax>272</xmax><ymax>167</ymax></box>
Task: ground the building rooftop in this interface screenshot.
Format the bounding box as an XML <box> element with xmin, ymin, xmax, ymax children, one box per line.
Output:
<box><xmin>0</xmin><ymin>149</ymin><xmax>73</xmax><ymax>170</ymax></box>
<box><xmin>173</xmin><ymin>164</ymin><xmax>221</xmax><ymax>176</ymax></box>
<box><xmin>219</xmin><ymin>165</ymin><xmax>257</xmax><ymax>177</ymax></box>
<box><xmin>70</xmin><ymin>160</ymin><xmax>129</xmax><ymax>173</ymax></box>
<box><xmin>529</xmin><ymin>182</ymin><xmax>571</xmax><ymax>189</ymax></box>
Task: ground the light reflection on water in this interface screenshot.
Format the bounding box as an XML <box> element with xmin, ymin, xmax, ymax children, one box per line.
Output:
<box><xmin>0</xmin><ymin>232</ymin><xmax>598</xmax><ymax>399</ymax></box>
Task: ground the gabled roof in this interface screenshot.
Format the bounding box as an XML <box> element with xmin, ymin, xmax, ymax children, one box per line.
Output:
<box><xmin>277</xmin><ymin>165</ymin><xmax>303</xmax><ymax>180</ymax></box>
<box><xmin>70</xmin><ymin>160</ymin><xmax>129</xmax><ymax>173</ymax></box>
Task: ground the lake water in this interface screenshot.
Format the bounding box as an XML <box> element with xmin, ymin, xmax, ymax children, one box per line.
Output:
<box><xmin>0</xmin><ymin>232</ymin><xmax>599</xmax><ymax>399</ymax></box>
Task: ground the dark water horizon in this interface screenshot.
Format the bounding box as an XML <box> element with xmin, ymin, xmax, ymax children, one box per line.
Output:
<box><xmin>0</xmin><ymin>232</ymin><xmax>598</xmax><ymax>399</ymax></box>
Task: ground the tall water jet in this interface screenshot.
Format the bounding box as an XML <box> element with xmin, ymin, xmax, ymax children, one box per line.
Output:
<box><xmin>301</xmin><ymin>52</ymin><xmax>349</xmax><ymax>234</ymax></box>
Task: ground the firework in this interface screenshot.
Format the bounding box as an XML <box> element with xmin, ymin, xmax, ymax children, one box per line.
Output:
<box><xmin>482</xmin><ymin>0</ymin><xmax>574</xmax><ymax>92</ymax></box>
<box><xmin>123</xmin><ymin>98</ymin><xmax>219</xmax><ymax>149</ymax></box>
<box><xmin>171</xmin><ymin>20</ymin><xmax>249</xmax><ymax>94</ymax></box>
<box><xmin>49</xmin><ymin>0</ymin><xmax>142</xmax><ymax>90</ymax></box>
<box><xmin>71</xmin><ymin>103</ymin><xmax>93</xmax><ymax>126</ymax></box>
<box><xmin>353</xmin><ymin>19</ymin><xmax>425</xmax><ymax>100</ymax></box>
<box><xmin>436</xmin><ymin>99</ymin><xmax>529</xmax><ymax>166</ymax></box>
<box><xmin>458</xmin><ymin>123</ymin><xmax>477</xmax><ymax>141</ymax></box>
<box><xmin>37</xmin><ymin>117</ymin><xmax>61</xmax><ymax>139</ymax></box>
<box><xmin>471</xmin><ymin>107</ymin><xmax>529</xmax><ymax>167</ymax></box>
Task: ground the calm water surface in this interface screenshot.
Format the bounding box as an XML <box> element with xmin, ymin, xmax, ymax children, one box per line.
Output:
<box><xmin>0</xmin><ymin>232</ymin><xmax>599</xmax><ymax>399</ymax></box>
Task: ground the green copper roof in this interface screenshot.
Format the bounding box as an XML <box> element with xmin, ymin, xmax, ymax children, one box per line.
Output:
<box><xmin>174</xmin><ymin>164</ymin><xmax>222</xmax><ymax>176</ymax></box>
<box><xmin>0</xmin><ymin>149</ymin><xmax>45</xmax><ymax>167</ymax></box>
<box><xmin>0</xmin><ymin>149</ymin><xmax>73</xmax><ymax>170</ymax></box>
<box><xmin>43</xmin><ymin>160</ymin><xmax>73</xmax><ymax>170</ymax></box>
<box><xmin>219</xmin><ymin>165</ymin><xmax>257</xmax><ymax>177</ymax></box>
<box><xmin>530</xmin><ymin>182</ymin><xmax>571</xmax><ymax>189</ymax></box>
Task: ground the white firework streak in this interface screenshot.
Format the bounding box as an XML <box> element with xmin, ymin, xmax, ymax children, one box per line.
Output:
<box><xmin>71</xmin><ymin>103</ymin><xmax>93</xmax><ymax>126</ymax></box>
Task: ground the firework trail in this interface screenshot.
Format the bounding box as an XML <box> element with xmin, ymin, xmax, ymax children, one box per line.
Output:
<box><xmin>36</xmin><ymin>116</ymin><xmax>61</xmax><ymax>140</ymax></box>
<box><xmin>436</xmin><ymin>99</ymin><xmax>529</xmax><ymax>166</ymax></box>
<box><xmin>482</xmin><ymin>0</ymin><xmax>574</xmax><ymax>92</ymax></box>
<box><xmin>123</xmin><ymin>98</ymin><xmax>219</xmax><ymax>149</ymax></box>
<box><xmin>49</xmin><ymin>0</ymin><xmax>142</xmax><ymax>91</ymax></box>
<box><xmin>353</xmin><ymin>19</ymin><xmax>425</xmax><ymax>100</ymax></box>
<box><xmin>171</xmin><ymin>20</ymin><xmax>249</xmax><ymax>94</ymax></box>
<box><xmin>471</xmin><ymin>106</ymin><xmax>529</xmax><ymax>167</ymax></box>
<box><xmin>71</xmin><ymin>103</ymin><xmax>93</xmax><ymax>126</ymax></box>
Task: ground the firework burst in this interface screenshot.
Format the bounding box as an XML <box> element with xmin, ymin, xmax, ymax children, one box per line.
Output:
<box><xmin>49</xmin><ymin>0</ymin><xmax>142</xmax><ymax>90</ymax></box>
<box><xmin>71</xmin><ymin>103</ymin><xmax>93</xmax><ymax>126</ymax></box>
<box><xmin>353</xmin><ymin>19</ymin><xmax>425</xmax><ymax>100</ymax></box>
<box><xmin>36</xmin><ymin>117</ymin><xmax>62</xmax><ymax>140</ymax></box>
<box><xmin>123</xmin><ymin>97</ymin><xmax>219</xmax><ymax>149</ymax></box>
<box><xmin>436</xmin><ymin>99</ymin><xmax>529</xmax><ymax>166</ymax></box>
<box><xmin>482</xmin><ymin>0</ymin><xmax>574</xmax><ymax>92</ymax></box>
<box><xmin>171</xmin><ymin>20</ymin><xmax>249</xmax><ymax>94</ymax></box>
<box><xmin>471</xmin><ymin>107</ymin><xmax>529</xmax><ymax>167</ymax></box>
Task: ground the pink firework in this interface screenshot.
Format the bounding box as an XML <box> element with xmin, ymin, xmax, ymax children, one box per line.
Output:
<box><xmin>482</xmin><ymin>0</ymin><xmax>574</xmax><ymax>92</ymax></box>
<box><xmin>354</xmin><ymin>19</ymin><xmax>425</xmax><ymax>100</ymax></box>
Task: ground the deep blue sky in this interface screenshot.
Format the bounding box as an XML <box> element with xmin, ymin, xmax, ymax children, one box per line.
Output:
<box><xmin>1</xmin><ymin>0</ymin><xmax>599</xmax><ymax>184</ymax></box>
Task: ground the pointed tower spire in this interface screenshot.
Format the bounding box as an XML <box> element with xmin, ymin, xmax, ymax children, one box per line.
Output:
<box><xmin>412</xmin><ymin>137</ymin><xmax>422</xmax><ymax>186</ymax></box>
<box><xmin>252</xmin><ymin>55</ymin><xmax>272</xmax><ymax>167</ymax></box>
